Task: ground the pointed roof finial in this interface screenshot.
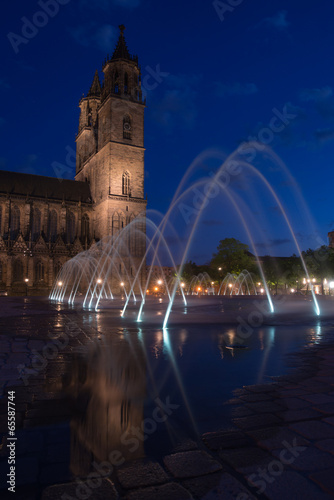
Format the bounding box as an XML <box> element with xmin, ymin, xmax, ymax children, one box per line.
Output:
<box><xmin>111</xmin><ymin>24</ymin><xmax>132</xmax><ymax>61</ymax></box>
<box><xmin>87</xmin><ymin>69</ymin><xmax>101</xmax><ymax>98</ymax></box>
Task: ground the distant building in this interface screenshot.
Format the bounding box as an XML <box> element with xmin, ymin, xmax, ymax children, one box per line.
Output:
<box><xmin>0</xmin><ymin>26</ymin><xmax>146</xmax><ymax>295</ymax></box>
<box><xmin>328</xmin><ymin>231</ymin><xmax>334</xmax><ymax>248</ymax></box>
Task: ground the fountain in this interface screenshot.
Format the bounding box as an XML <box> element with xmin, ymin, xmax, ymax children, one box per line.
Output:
<box><xmin>50</xmin><ymin>143</ymin><xmax>322</xmax><ymax>326</ymax></box>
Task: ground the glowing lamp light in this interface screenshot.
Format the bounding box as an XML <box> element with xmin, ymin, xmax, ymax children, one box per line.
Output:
<box><xmin>211</xmin><ymin>281</ymin><xmax>214</xmax><ymax>285</ymax></box>
<box><xmin>197</xmin><ymin>287</ymin><xmax>201</xmax><ymax>292</ymax></box>
<box><xmin>181</xmin><ymin>282</ymin><xmax>185</xmax><ymax>288</ymax></box>
<box><xmin>218</xmin><ymin>267</ymin><xmax>222</xmax><ymax>271</ymax></box>
<box><xmin>260</xmin><ymin>288</ymin><xmax>264</xmax><ymax>294</ymax></box>
<box><xmin>154</xmin><ymin>287</ymin><xmax>158</xmax><ymax>291</ymax></box>
<box><xmin>120</xmin><ymin>282</ymin><xmax>125</xmax><ymax>287</ymax></box>
<box><xmin>257</xmin><ymin>282</ymin><xmax>261</xmax><ymax>286</ymax></box>
<box><xmin>312</xmin><ymin>278</ymin><xmax>316</xmax><ymax>283</ymax></box>
<box><xmin>146</xmin><ymin>289</ymin><xmax>150</xmax><ymax>293</ymax></box>
<box><xmin>228</xmin><ymin>283</ymin><xmax>233</xmax><ymax>288</ymax></box>
<box><xmin>97</xmin><ymin>278</ymin><xmax>102</xmax><ymax>284</ymax></box>
<box><xmin>24</xmin><ymin>278</ymin><xmax>29</xmax><ymax>283</ymax></box>
<box><xmin>307</xmin><ymin>279</ymin><xmax>310</xmax><ymax>283</ymax></box>
<box><xmin>57</xmin><ymin>281</ymin><xmax>63</xmax><ymax>287</ymax></box>
<box><xmin>330</xmin><ymin>282</ymin><xmax>334</xmax><ymax>289</ymax></box>
<box><xmin>291</xmin><ymin>288</ymin><xmax>295</xmax><ymax>293</ymax></box>
<box><xmin>205</xmin><ymin>289</ymin><xmax>208</xmax><ymax>293</ymax></box>
<box><xmin>303</xmin><ymin>278</ymin><xmax>306</xmax><ymax>284</ymax></box>
<box><xmin>157</xmin><ymin>279</ymin><xmax>163</xmax><ymax>285</ymax></box>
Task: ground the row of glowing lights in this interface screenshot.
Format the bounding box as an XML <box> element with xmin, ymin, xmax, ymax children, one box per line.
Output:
<box><xmin>55</xmin><ymin>277</ymin><xmax>334</xmax><ymax>293</ymax></box>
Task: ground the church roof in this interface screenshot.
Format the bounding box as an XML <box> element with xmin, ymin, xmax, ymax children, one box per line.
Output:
<box><xmin>111</xmin><ymin>25</ymin><xmax>138</xmax><ymax>63</ymax></box>
<box><xmin>0</xmin><ymin>170</ymin><xmax>92</xmax><ymax>203</ymax></box>
<box><xmin>87</xmin><ymin>70</ymin><xmax>101</xmax><ymax>97</ymax></box>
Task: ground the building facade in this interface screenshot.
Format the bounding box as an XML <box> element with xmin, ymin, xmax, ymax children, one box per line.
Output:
<box><xmin>0</xmin><ymin>26</ymin><xmax>147</xmax><ymax>295</ymax></box>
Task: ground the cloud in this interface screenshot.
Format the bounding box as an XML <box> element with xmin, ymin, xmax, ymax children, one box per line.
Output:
<box><xmin>149</xmin><ymin>74</ymin><xmax>201</xmax><ymax>133</ymax></box>
<box><xmin>200</xmin><ymin>219</ymin><xmax>223</xmax><ymax>226</ymax></box>
<box><xmin>214</xmin><ymin>82</ymin><xmax>258</xmax><ymax>97</ymax></box>
<box><xmin>254</xmin><ymin>10</ymin><xmax>290</xmax><ymax>31</ymax></box>
<box><xmin>314</xmin><ymin>128</ymin><xmax>334</xmax><ymax>144</ymax></box>
<box><xmin>299</xmin><ymin>86</ymin><xmax>333</xmax><ymax>102</ymax></box>
<box><xmin>79</xmin><ymin>0</ymin><xmax>140</xmax><ymax>9</ymax></box>
<box><xmin>256</xmin><ymin>238</ymin><xmax>291</xmax><ymax>249</ymax></box>
<box><xmin>71</xmin><ymin>23</ymin><xmax>118</xmax><ymax>52</ymax></box>
<box><xmin>0</xmin><ymin>79</ymin><xmax>10</xmax><ymax>90</ymax></box>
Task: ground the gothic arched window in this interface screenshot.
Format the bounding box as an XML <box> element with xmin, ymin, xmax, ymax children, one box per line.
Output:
<box><xmin>66</xmin><ymin>211</ymin><xmax>76</xmax><ymax>244</ymax></box>
<box><xmin>54</xmin><ymin>261</ymin><xmax>62</xmax><ymax>279</ymax></box>
<box><xmin>13</xmin><ymin>259</ymin><xmax>24</xmax><ymax>282</ymax></box>
<box><xmin>114</xmin><ymin>72</ymin><xmax>119</xmax><ymax>94</ymax></box>
<box><xmin>32</xmin><ymin>208</ymin><xmax>41</xmax><ymax>240</ymax></box>
<box><xmin>35</xmin><ymin>261</ymin><xmax>44</xmax><ymax>281</ymax></box>
<box><xmin>123</xmin><ymin>114</ymin><xmax>132</xmax><ymax>140</ymax></box>
<box><xmin>81</xmin><ymin>213</ymin><xmax>90</xmax><ymax>240</ymax></box>
<box><xmin>10</xmin><ymin>206</ymin><xmax>20</xmax><ymax>239</ymax></box>
<box><xmin>48</xmin><ymin>210</ymin><xmax>57</xmax><ymax>243</ymax></box>
<box><xmin>112</xmin><ymin>212</ymin><xmax>120</xmax><ymax>235</ymax></box>
<box><xmin>122</xmin><ymin>171</ymin><xmax>130</xmax><ymax>196</ymax></box>
<box><xmin>124</xmin><ymin>72</ymin><xmax>128</xmax><ymax>94</ymax></box>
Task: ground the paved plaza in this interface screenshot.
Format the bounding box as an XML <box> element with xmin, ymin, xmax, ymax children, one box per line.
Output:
<box><xmin>0</xmin><ymin>298</ymin><xmax>334</xmax><ymax>499</ymax></box>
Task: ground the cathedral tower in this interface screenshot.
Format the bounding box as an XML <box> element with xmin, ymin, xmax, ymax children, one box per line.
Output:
<box><xmin>75</xmin><ymin>25</ymin><xmax>146</xmax><ymax>242</ymax></box>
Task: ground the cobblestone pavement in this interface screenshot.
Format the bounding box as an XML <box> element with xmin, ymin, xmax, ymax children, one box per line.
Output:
<box><xmin>0</xmin><ymin>298</ymin><xmax>334</xmax><ymax>499</ymax></box>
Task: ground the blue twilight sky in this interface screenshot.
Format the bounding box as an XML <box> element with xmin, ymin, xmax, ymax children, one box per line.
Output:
<box><xmin>1</xmin><ymin>0</ymin><xmax>334</xmax><ymax>263</ymax></box>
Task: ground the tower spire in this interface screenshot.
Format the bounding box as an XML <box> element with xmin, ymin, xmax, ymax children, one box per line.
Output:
<box><xmin>87</xmin><ymin>70</ymin><xmax>101</xmax><ymax>98</ymax></box>
<box><xmin>111</xmin><ymin>25</ymin><xmax>134</xmax><ymax>62</ymax></box>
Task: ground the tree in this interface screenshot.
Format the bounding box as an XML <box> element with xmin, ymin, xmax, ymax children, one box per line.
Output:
<box><xmin>302</xmin><ymin>246</ymin><xmax>334</xmax><ymax>294</ymax></box>
<box><xmin>211</xmin><ymin>238</ymin><xmax>255</xmax><ymax>276</ymax></box>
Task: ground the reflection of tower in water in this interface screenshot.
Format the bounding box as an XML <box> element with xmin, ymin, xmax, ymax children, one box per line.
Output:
<box><xmin>63</xmin><ymin>336</ymin><xmax>146</xmax><ymax>475</ymax></box>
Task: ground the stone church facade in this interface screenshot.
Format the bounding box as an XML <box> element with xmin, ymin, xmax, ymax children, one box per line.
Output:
<box><xmin>0</xmin><ymin>26</ymin><xmax>147</xmax><ymax>295</ymax></box>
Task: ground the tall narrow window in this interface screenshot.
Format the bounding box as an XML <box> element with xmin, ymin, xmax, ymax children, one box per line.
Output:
<box><xmin>32</xmin><ymin>208</ymin><xmax>41</xmax><ymax>240</ymax></box>
<box><xmin>124</xmin><ymin>72</ymin><xmax>128</xmax><ymax>94</ymax></box>
<box><xmin>35</xmin><ymin>261</ymin><xmax>44</xmax><ymax>281</ymax></box>
<box><xmin>112</xmin><ymin>212</ymin><xmax>120</xmax><ymax>235</ymax></box>
<box><xmin>10</xmin><ymin>206</ymin><xmax>20</xmax><ymax>239</ymax></box>
<box><xmin>48</xmin><ymin>210</ymin><xmax>57</xmax><ymax>243</ymax></box>
<box><xmin>123</xmin><ymin>114</ymin><xmax>132</xmax><ymax>140</ymax></box>
<box><xmin>81</xmin><ymin>213</ymin><xmax>89</xmax><ymax>240</ymax></box>
<box><xmin>114</xmin><ymin>72</ymin><xmax>119</xmax><ymax>94</ymax></box>
<box><xmin>122</xmin><ymin>171</ymin><xmax>130</xmax><ymax>195</ymax></box>
<box><xmin>13</xmin><ymin>260</ymin><xmax>23</xmax><ymax>282</ymax></box>
<box><xmin>54</xmin><ymin>261</ymin><xmax>62</xmax><ymax>278</ymax></box>
<box><xmin>66</xmin><ymin>211</ymin><xmax>76</xmax><ymax>244</ymax></box>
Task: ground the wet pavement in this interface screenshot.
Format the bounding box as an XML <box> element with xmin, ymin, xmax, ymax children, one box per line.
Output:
<box><xmin>0</xmin><ymin>297</ymin><xmax>334</xmax><ymax>499</ymax></box>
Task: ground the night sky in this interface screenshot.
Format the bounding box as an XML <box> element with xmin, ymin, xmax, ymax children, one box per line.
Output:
<box><xmin>2</xmin><ymin>0</ymin><xmax>334</xmax><ymax>264</ymax></box>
